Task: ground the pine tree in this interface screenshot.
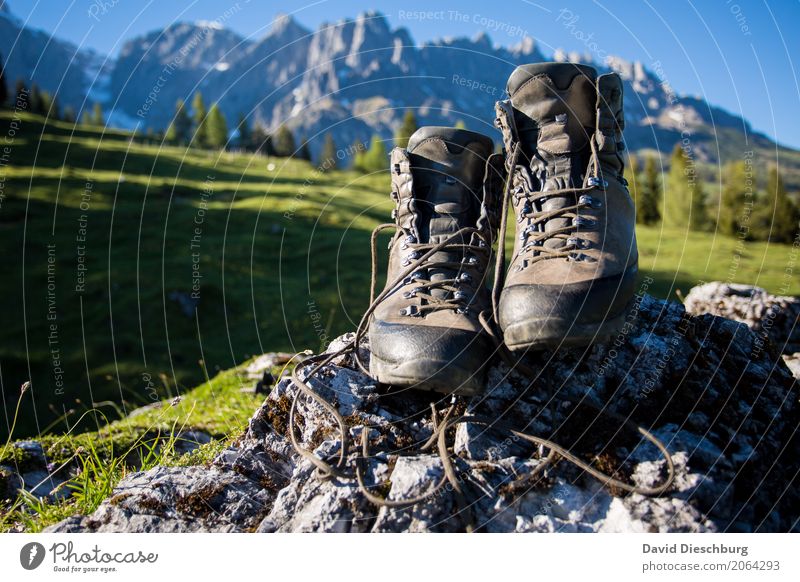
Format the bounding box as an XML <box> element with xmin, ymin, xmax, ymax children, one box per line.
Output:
<box><xmin>664</xmin><ymin>144</ymin><xmax>706</xmax><ymax>231</ymax></box>
<box><xmin>0</xmin><ymin>52</ymin><xmax>8</xmax><ymax>107</ymax></box>
<box><xmin>80</xmin><ymin>110</ymin><xmax>92</xmax><ymax>126</ymax></box>
<box><xmin>29</xmin><ymin>83</ymin><xmax>42</xmax><ymax>114</ymax></box>
<box><xmin>250</xmin><ymin>123</ymin><xmax>271</xmax><ymax>154</ymax></box>
<box><xmin>353</xmin><ymin>140</ymin><xmax>366</xmax><ymax>171</ymax></box>
<box><xmin>51</xmin><ymin>95</ymin><xmax>61</xmax><ymax>121</ymax></box>
<box><xmin>718</xmin><ymin>160</ymin><xmax>749</xmax><ymax>237</ymax></box>
<box><xmin>752</xmin><ymin>167</ymin><xmax>799</xmax><ymax>243</ymax></box>
<box><xmin>39</xmin><ymin>91</ymin><xmax>53</xmax><ymax>117</ymax></box>
<box><xmin>91</xmin><ymin>102</ymin><xmax>104</xmax><ymax>126</ymax></box>
<box><xmin>639</xmin><ymin>155</ymin><xmax>662</xmax><ymax>225</ymax></box>
<box><xmin>205</xmin><ymin>103</ymin><xmax>228</xmax><ymax>149</ymax></box>
<box><xmin>319</xmin><ymin>133</ymin><xmax>338</xmax><ymax>171</ymax></box>
<box><xmin>297</xmin><ymin>135</ymin><xmax>312</xmax><ymax>161</ymax></box>
<box><xmin>359</xmin><ymin>135</ymin><xmax>388</xmax><ymax>173</ymax></box>
<box><xmin>395</xmin><ymin>111</ymin><xmax>418</xmax><ymax>149</ymax></box>
<box><xmin>166</xmin><ymin>99</ymin><xmax>191</xmax><ymax>145</ymax></box>
<box><xmin>63</xmin><ymin>105</ymin><xmax>76</xmax><ymax>124</ymax></box>
<box><xmin>235</xmin><ymin>114</ymin><xmax>250</xmax><ymax>150</ymax></box>
<box><xmin>191</xmin><ymin>92</ymin><xmax>208</xmax><ymax>147</ymax></box>
<box><xmin>15</xmin><ymin>80</ymin><xmax>29</xmax><ymax>110</ymax></box>
<box><xmin>272</xmin><ymin>125</ymin><xmax>296</xmax><ymax>157</ymax></box>
<box><xmin>625</xmin><ymin>154</ymin><xmax>642</xmax><ymax>221</ymax></box>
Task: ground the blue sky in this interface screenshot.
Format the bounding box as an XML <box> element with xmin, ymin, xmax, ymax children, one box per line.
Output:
<box><xmin>9</xmin><ymin>0</ymin><xmax>800</xmax><ymax>149</ymax></box>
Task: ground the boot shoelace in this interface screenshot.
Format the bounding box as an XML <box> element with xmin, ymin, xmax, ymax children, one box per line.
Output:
<box><xmin>393</xmin><ymin>236</ymin><xmax>490</xmax><ymax>316</ymax></box>
<box><xmin>511</xmin><ymin>164</ymin><xmax>604</xmax><ymax>269</ymax></box>
<box><xmin>287</xmin><ymin>216</ymin><xmax>675</xmax><ymax>529</ymax></box>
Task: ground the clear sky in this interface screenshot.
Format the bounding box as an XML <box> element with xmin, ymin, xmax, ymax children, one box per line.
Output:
<box><xmin>8</xmin><ymin>0</ymin><xmax>800</xmax><ymax>149</ymax></box>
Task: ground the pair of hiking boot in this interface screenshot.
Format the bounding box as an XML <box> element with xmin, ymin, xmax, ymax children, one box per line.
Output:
<box><xmin>368</xmin><ymin>62</ymin><xmax>638</xmax><ymax>395</ymax></box>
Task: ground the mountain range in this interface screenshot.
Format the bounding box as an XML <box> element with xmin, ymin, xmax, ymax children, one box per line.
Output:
<box><xmin>2</xmin><ymin>2</ymin><xmax>798</xmax><ymax>184</ymax></box>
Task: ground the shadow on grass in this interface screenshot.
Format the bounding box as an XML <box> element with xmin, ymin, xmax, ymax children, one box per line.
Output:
<box><xmin>0</xmin><ymin>191</ymin><xmax>388</xmax><ymax>440</ymax></box>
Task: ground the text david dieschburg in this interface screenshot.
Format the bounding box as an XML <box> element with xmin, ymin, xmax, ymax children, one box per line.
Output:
<box><xmin>643</xmin><ymin>543</ymin><xmax>749</xmax><ymax>557</ymax></box>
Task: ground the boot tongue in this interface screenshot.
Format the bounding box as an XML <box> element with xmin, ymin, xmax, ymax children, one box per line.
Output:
<box><xmin>507</xmin><ymin>62</ymin><xmax>596</xmax><ymax>190</ymax></box>
<box><xmin>406</xmin><ymin>127</ymin><xmax>493</xmax><ymax>299</ymax></box>
<box><xmin>407</xmin><ymin>127</ymin><xmax>493</xmax><ymax>243</ymax></box>
<box><xmin>508</xmin><ymin>63</ymin><xmax>596</xmax><ymax>250</ymax></box>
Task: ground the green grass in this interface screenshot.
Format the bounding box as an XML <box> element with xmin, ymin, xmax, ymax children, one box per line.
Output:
<box><xmin>0</xmin><ymin>359</ymin><xmax>257</xmax><ymax>532</ymax></box>
<box><xmin>1</xmin><ymin>109</ymin><xmax>798</xmax><ymax>444</ymax></box>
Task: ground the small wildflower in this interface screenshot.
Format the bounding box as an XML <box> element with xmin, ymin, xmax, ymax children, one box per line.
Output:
<box><xmin>171</xmin><ymin>396</ymin><xmax>182</xmax><ymax>407</ymax></box>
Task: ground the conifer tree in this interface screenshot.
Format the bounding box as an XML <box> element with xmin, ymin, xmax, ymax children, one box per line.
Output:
<box><xmin>752</xmin><ymin>167</ymin><xmax>799</xmax><ymax>243</ymax></box>
<box><xmin>272</xmin><ymin>125</ymin><xmax>296</xmax><ymax>157</ymax></box>
<box><xmin>319</xmin><ymin>133</ymin><xmax>338</xmax><ymax>171</ymax></box>
<box><xmin>625</xmin><ymin>154</ymin><xmax>642</xmax><ymax>221</ymax></box>
<box><xmin>297</xmin><ymin>135</ymin><xmax>312</xmax><ymax>161</ymax></box>
<box><xmin>15</xmin><ymin>80</ymin><xmax>29</xmax><ymax>110</ymax></box>
<box><xmin>0</xmin><ymin>52</ymin><xmax>8</xmax><ymax>107</ymax></box>
<box><xmin>205</xmin><ymin>103</ymin><xmax>228</xmax><ymax>149</ymax></box>
<box><xmin>39</xmin><ymin>91</ymin><xmax>53</xmax><ymax>117</ymax></box>
<box><xmin>91</xmin><ymin>102</ymin><xmax>104</xmax><ymax>126</ymax></box>
<box><xmin>50</xmin><ymin>95</ymin><xmax>61</xmax><ymax>121</ymax></box>
<box><xmin>718</xmin><ymin>160</ymin><xmax>749</xmax><ymax>237</ymax></box>
<box><xmin>250</xmin><ymin>123</ymin><xmax>271</xmax><ymax>154</ymax></box>
<box><xmin>395</xmin><ymin>111</ymin><xmax>418</xmax><ymax>149</ymax></box>
<box><xmin>638</xmin><ymin>155</ymin><xmax>662</xmax><ymax>225</ymax></box>
<box><xmin>359</xmin><ymin>135</ymin><xmax>388</xmax><ymax>173</ymax></box>
<box><xmin>63</xmin><ymin>105</ymin><xmax>76</xmax><ymax>124</ymax></box>
<box><xmin>29</xmin><ymin>83</ymin><xmax>42</xmax><ymax>114</ymax></box>
<box><xmin>191</xmin><ymin>92</ymin><xmax>208</xmax><ymax>147</ymax></box>
<box><xmin>664</xmin><ymin>144</ymin><xmax>706</xmax><ymax>231</ymax></box>
<box><xmin>166</xmin><ymin>99</ymin><xmax>192</xmax><ymax>145</ymax></box>
<box><xmin>235</xmin><ymin>113</ymin><xmax>250</xmax><ymax>150</ymax></box>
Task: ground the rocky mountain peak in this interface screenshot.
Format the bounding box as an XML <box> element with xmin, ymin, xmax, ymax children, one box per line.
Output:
<box><xmin>265</xmin><ymin>12</ymin><xmax>310</xmax><ymax>42</ymax></box>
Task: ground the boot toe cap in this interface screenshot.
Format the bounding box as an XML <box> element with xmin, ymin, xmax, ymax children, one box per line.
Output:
<box><xmin>368</xmin><ymin>320</ymin><xmax>490</xmax><ymax>394</ymax></box>
<box><xmin>499</xmin><ymin>265</ymin><xmax>638</xmax><ymax>349</ymax></box>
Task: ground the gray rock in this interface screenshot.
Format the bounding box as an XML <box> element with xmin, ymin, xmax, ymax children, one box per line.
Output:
<box><xmin>46</xmin><ymin>292</ymin><xmax>800</xmax><ymax>533</ymax></box>
<box><xmin>684</xmin><ymin>282</ymin><xmax>800</xmax><ymax>354</ymax></box>
<box><xmin>47</xmin><ymin>466</ymin><xmax>273</xmax><ymax>533</ymax></box>
<box><xmin>783</xmin><ymin>353</ymin><xmax>800</xmax><ymax>380</ymax></box>
<box><xmin>1</xmin><ymin>441</ymin><xmax>70</xmax><ymax>501</ymax></box>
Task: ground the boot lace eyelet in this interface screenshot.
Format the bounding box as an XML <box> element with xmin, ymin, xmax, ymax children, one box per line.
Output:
<box><xmin>587</xmin><ymin>176</ymin><xmax>608</xmax><ymax>189</ymax></box>
<box><xmin>573</xmin><ymin>216</ymin><xmax>596</xmax><ymax>229</ymax></box>
<box><xmin>567</xmin><ymin>236</ymin><xmax>587</xmax><ymax>249</ymax></box>
<box><xmin>454</xmin><ymin>306</ymin><xmax>469</xmax><ymax>315</ymax></box>
<box><xmin>402</xmin><ymin>251</ymin><xmax>421</xmax><ymax>266</ymax></box>
<box><xmin>578</xmin><ymin>194</ymin><xmax>603</xmax><ymax>209</ymax></box>
<box><xmin>458</xmin><ymin>272</ymin><xmax>472</xmax><ymax>283</ymax></box>
<box><xmin>567</xmin><ymin>252</ymin><xmax>584</xmax><ymax>262</ymax></box>
<box><xmin>403</xmin><ymin>271</ymin><xmax>424</xmax><ymax>285</ymax></box>
<box><xmin>400</xmin><ymin>305</ymin><xmax>420</xmax><ymax>317</ymax></box>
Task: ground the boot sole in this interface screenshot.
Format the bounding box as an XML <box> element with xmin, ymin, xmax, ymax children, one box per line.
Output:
<box><xmin>504</xmin><ymin>300</ymin><xmax>634</xmax><ymax>352</ymax></box>
<box><xmin>369</xmin><ymin>355</ymin><xmax>485</xmax><ymax>396</ymax></box>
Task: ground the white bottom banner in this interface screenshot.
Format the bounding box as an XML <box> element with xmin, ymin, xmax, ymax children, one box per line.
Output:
<box><xmin>1</xmin><ymin>533</ymin><xmax>797</xmax><ymax>581</ymax></box>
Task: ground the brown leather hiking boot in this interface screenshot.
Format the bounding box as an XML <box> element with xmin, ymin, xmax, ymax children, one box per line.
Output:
<box><xmin>368</xmin><ymin>127</ymin><xmax>503</xmax><ymax>395</ymax></box>
<box><xmin>494</xmin><ymin>62</ymin><xmax>637</xmax><ymax>351</ymax></box>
